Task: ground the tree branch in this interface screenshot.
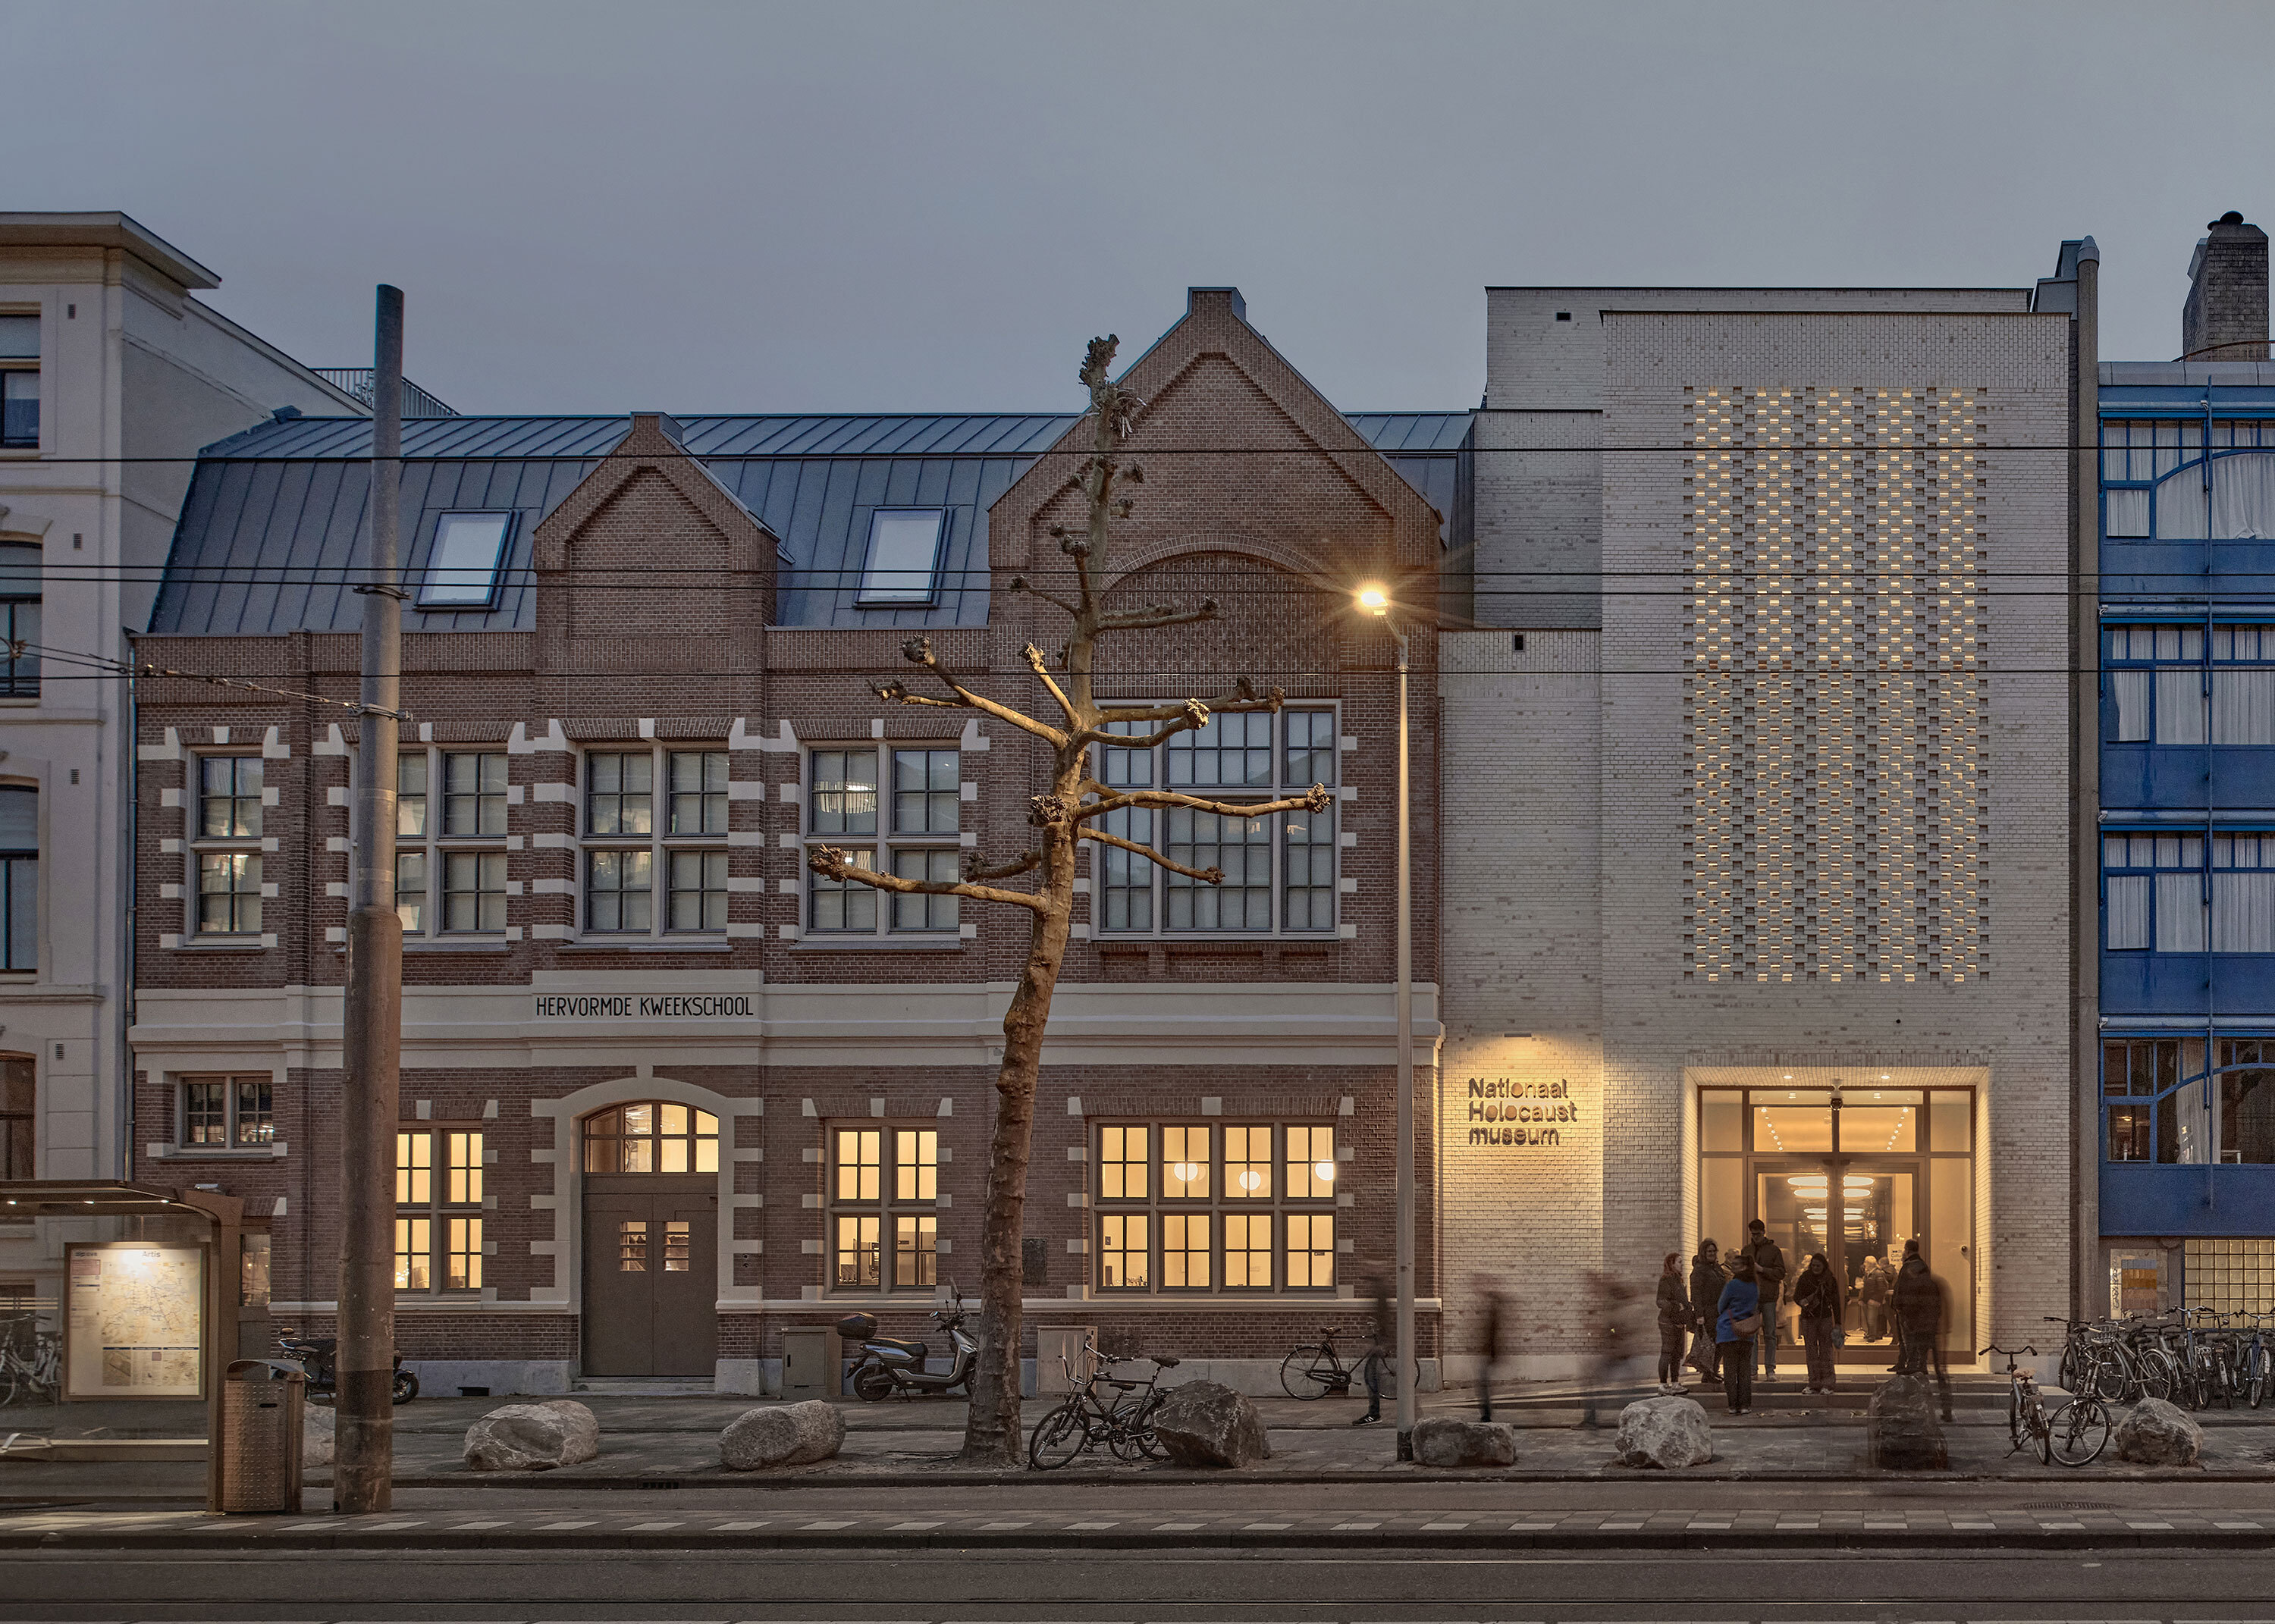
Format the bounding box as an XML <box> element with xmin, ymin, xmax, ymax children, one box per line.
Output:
<box><xmin>1075</xmin><ymin>784</ymin><xmax>1333</xmax><ymax>823</ymax></box>
<box><xmin>1097</xmin><ymin>599</ymin><xmax>1218</xmax><ymax>634</ymax></box>
<box><xmin>1078</xmin><ymin>825</ymin><xmax>1223</xmax><ymax>885</ymax></box>
<box><xmin>963</xmin><ymin>848</ymin><xmax>1042</xmax><ymax>882</ymax></box>
<box><xmin>808</xmin><ymin>845</ymin><xmax>1046</xmax><ymax>914</ymax></box>
<box><xmin>1006</xmin><ymin>575</ymin><xmax>1082</xmax><ymax>618</ymax></box>
<box><xmin>1021</xmin><ymin>643</ymin><xmax>1078</xmax><ymax>726</ymax></box>
<box><xmin>1095</xmin><ymin>681</ymin><xmax>1285</xmax><ymax>727</ymax></box>
<box><xmin>891</xmin><ymin>636</ymin><xmax>1066</xmax><ymax>747</ymax></box>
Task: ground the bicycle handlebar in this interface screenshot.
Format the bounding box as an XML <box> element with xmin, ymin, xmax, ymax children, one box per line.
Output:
<box><xmin>1978</xmin><ymin>1343</ymin><xmax>2039</xmax><ymax>1358</ymax></box>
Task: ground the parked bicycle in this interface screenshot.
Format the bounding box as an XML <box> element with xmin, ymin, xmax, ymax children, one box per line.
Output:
<box><xmin>1279</xmin><ymin>1325</ymin><xmax>1398</xmax><ymax>1403</ymax></box>
<box><xmin>1986</xmin><ymin>1341</ymin><xmax>2110</xmax><ymax>1467</ymax></box>
<box><xmin>0</xmin><ymin>1313</ymin><xmax>58</xmax><ymax>1406</ymax></box>
<box><xmin>1026</xmin><ymin>1343</ymin><xmax>1180</xmax><ymax>1470</ymax></box>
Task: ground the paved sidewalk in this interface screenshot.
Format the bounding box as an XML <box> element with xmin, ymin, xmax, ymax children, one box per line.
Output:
<box><xmin>5</xmin><ymin>1499</ymin><xmax>2275</xmax><ymax>1550</ymax></box>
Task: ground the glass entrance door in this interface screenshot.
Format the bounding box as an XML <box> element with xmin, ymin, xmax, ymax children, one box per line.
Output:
<box><xmin>1755</xmin><ymin>1159</ymin><xmax>1918</xmax><ymax>1363</ymax></box>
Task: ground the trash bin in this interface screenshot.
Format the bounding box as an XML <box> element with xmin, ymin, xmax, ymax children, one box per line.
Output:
<box><xmin>217</xmin><ymin>1359</ymin><xmax>306</xmax><ymax>1514</ymax></box>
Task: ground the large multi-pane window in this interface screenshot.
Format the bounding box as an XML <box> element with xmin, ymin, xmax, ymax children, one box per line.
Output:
<box><xmin>177</xmin><ymin>1073</ymin><xmax>273</xmax><ymax>1148</ymax></box>
<box><xmin>394</xmin><ymin>748</ymin><xmax>512</xmax><ymax>936</ymax></box>
<box><xmin>2103</xmin><ymin>418</ymin><xmax>2275</xmax><ymax>543</ymax></box>
<box><xmin>1090</xmin><ymin>1119</ymin><xmax>1338</xmax><ymax>1293</ymax></box>
<box><xmin>581</xmin><ymin>747</ymin><xmax>730</xmax><ymax>937</ymax></box>
<box><xmin>0</xmin><ymin>786</ymin><xmax>33</xmax><ymax>971</ymax></box>
<box><xmin>2104</xmin><ymin>1036</ymin><xmax>2275</xmax><ymax>1166</ymax></box>
<box><xmin>2104</xmin><ymin>622</ymin><xmax>2275</xmax><ymax>747</ymax></box>
<box><xmin>1093</xmin><ymin>708</ymin><xmax>1337</xmax><ymax>936</ymax></box>
<box><xmin>395</xmin><ymin>1127</ymin><xmax>485</xmax><ymax>1293</ymax></box>
<box><xmin>193</xmin><ymin>757</ymin><xmax>264</xmax><ymax>936</ymax></box>
<box><xmin>2104</xmin><ymin>833</ymin><xmax>2205</xmax><ymax>954</ymax></box>
<box><xmin>828</xmin><ymin>1125</ymin><xmax>939</xmax><ymax>1292</ymax></box>
<box><xmin>0</xmin><ymin>315</ymin><xmax>36</xmax><ymax>450</ymax></box>
<box><xmin>803</xmin><ymin>747</ymin><xmax>961</xmax><ymax>937</ymax></box>
<box><xmin>0</xmin><ymin>542</ymin><xmax>39</xmax><ymax>697</ymax></box>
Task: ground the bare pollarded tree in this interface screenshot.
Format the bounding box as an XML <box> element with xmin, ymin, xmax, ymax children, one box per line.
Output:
<box><xmin>808</xmin><ymin>334</ymin><xmax>1330</xmax><ymax>1465</ymax></box>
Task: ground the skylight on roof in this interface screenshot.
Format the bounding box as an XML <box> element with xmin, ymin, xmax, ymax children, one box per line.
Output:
<box><xmin>857</xmin><ymin>509</ymin><xmax>946</xmax><ymax>606</ymax></box>
<box><xmin>418</xmin><ymin>512</ymin><xmax>514</xmax><ymax>609</ymax></box>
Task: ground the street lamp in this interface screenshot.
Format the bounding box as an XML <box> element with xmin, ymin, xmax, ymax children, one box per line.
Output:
<box><xmin>1354</xmin><ymin>581</ymin><xmax>1416</xmax><ymax>1458</ymax></box>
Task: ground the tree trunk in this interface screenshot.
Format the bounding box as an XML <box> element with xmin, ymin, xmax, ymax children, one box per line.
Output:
<box><xmin>961</xmin><ymin>812</ymin><xmax>1078</xmax><ymax>1464</ymax></box>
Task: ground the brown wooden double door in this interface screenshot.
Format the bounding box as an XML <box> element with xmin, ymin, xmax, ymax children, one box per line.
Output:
<box><xmin>582</xmin><ymin>1177</ymin><xmax>717</xmax><ymax>1378</ymax></box>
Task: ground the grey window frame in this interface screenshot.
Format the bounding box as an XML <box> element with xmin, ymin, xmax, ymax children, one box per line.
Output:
<box><xmin>826</xmin><ymin>1122</ymin><xmax>940</xmax><ymax>1295</ymax></box>
<box><xmin>0</xmin><ymin>541</ymin><xmax>40</xmax><ymax>697</ymax></box>
<box><xmin>177</xmin><ymin>1071</ymin><xmax>275</xmax><ymax>1149</ymax></box>
<box><xmin>394</xmin><ymin>748</ymin><xmax>513</xmax><ymax>938</ymax></box>
<box><xmin>416</xmin><ymin>512</ymin><xmax>516</xmax><ymax>610</ymax></box>
<box><xmin>803</xmin><ymin>745</ymin><xmax>961</xmax><ymax>939</ymax></box>
<box><xmin>1091</xmin><ymin>705</ymin><xmax>1339</xmax><ymax>939</ymax></box>
<box><xmin>580</xmin><ymin>745</ymin><xmax>730</xmax><ymax>939</ymax></box>
<box><xmin>854</xmin><ymin>509</ymin><xmax>949</xmax><ymax>607</ymax></box>
<box><xmin>191</xmin><ymin>756</ymin><xmax>264</xmax><ymax>937</ymax></box>
<box><xmin>0</xmin><ymin>785</ymin><xmax>34</xmax><ymax>972</ymax></box>
<box><xmin>0</xmin><ymin>314</ymin><xmax>37</xmax><ymax>450</ymax></box>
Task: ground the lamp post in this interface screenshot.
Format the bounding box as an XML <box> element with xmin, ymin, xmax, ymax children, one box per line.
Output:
<box><xmin>1356</xmin><ymin>584</ymin><xmax>1416</xmax><ymax>1456</ymax></box>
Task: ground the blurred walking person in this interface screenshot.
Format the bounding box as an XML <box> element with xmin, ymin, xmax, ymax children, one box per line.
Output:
<box><xmin>1475</xmin><ymin>1282</ymin><xmax>1510</xmax><ymax>1422</ymax></box>
<box><xmin>1891</xmin><ymin>1251</ymin><xmax>1953</xmax><ymax>1421</ymax></box>
<box><xmin>1352</xmin><ymin>1273</ymin><xmax>1393</xmax><ymax>1426</ymax></box>
<box><xmin>1793</xmin><ymin>1252</ymin><xmax>1844</xmax><ymax>1394</ymax></box>
<box><xmin>1715</xmin><ymin>1252</ymin><xmax>1761</xmax><ymax>1416</ymax></box>
<box><xmin>1579</xmin><ymin>1269</ymin><xmax>1639</xmax><ymax>1428</ymax></box>
<box><xmin>1687</xmin><ymin>1237</ymin><xmax>1725</xmax><ymax>1384</ymax></box>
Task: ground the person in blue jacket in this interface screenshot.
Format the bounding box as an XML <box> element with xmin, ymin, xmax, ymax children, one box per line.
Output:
<box><xmin>1715</xmin><ymin>1252</ymin><xmax>1761</xmax><ymax>1416</ymax></box>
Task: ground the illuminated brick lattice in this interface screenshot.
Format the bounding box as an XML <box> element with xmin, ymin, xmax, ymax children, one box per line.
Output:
<box><xmin>1682</xmin><ymin>386</ymin><xmax>1988</xmax><ymax>984</ymax></box>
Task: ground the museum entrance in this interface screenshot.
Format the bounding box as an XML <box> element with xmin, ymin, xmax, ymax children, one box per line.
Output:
<box><xmin>1699</xmin><ymin>1083</ymin><xmax>1975</xmax><ymax>1363</ymax></box>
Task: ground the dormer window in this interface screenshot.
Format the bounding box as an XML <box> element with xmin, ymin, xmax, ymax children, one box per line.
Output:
<box><xmin>418</xmin><ymin>512</ymin><xmax>514</xmax><ymax>609</ymax></box>
<box><xmin>856</xmin><ymin>509</ymin><xmax>946</xmax><ymax>606</ymax></box>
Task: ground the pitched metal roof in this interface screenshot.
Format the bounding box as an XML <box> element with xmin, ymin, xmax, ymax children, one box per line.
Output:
<box><xmin>151</xmin><ymin>410</ymin><xmax>1470</xmax><ymax>637</ymax></box>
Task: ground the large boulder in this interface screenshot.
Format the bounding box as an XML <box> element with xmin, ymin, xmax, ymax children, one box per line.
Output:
<box><xmin>301</xmin><ymin>1403</ymin><xmax>335</xmax><ymax>1472</ymax></box>
<box><xmin>1410</xmin><ymin>1416</ymin><xmax>1517</xmax><ymax>1468</ymax></box>
<box><xmin>1867</xmin><ymin>1375</ymin><xmax>1948</xmax><ymax>1470</ymax></box>
<box><xmin>1614</xmin><ymin>1395</ymin><xmax>1714</xmax><ymax>1469</ymax></box>
<box><xmin>2114</xmin><ymin>1397</ymin><xmax>2204</xmax><ymax>1466</ymax></box>
<box><xmin>720</xmin><ymin>1400</ymin><xmax>846</xmax><ymax>1470</ymax></box>
<box><xmin>463</xmin><ymin>1402</ymin><xmax>601</xmax><ymax>1472</ymax></box>
<box><xmin>1148</xmin><ymin>1380</ymin><xmax>1271</xmax><ymax>1468</ymax></box>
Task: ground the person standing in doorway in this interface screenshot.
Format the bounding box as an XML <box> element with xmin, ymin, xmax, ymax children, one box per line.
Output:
<box><xmin>1475</xmin><ymin>1281</ymin><xmax>1510</xmax><ymax>1422</ymax></box>
<box><xmin>1688</xmin><ymin>1238</ymin><xmax>1726</xmax><ymax>1384</ymax></box>
<box><xmin>1793</xmin><ymin>1252</ymin><xmax>1844</xmax><ymax>1394</ymax></box>
<box><xmin>1745</xmin><ymin>1218</ymin><xmax>1787</xmax><ymax>1384</ymax></box>
<box><xmin>1859</xmin><ymin>1256</ymin><xmax>1891</xmax><ymax>1343</ymax></box>
<box><xmin>1715</xmin><ymin>1252</ymin><xmax>1761</xmax><ymax>1416</ymax></box>
<box><xmin>1655</xmin><ymin>1252</ymin><xmax>1690</xmax><ymax>1393</ymax></box>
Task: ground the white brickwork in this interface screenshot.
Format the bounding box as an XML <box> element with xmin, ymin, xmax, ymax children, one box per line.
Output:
<box><xmin>1441</xmin><ymin>306</ymin><xmax>2075</xmax><ymax>1370</ymax></box>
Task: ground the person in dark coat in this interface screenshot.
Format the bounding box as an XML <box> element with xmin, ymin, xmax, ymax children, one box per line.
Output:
<box><xmin>1687</xmin><ymin>1239</ymin><xmax>1726</xmax><ymax>1382</ymax></box>
<box><xmin>1475</xmin><ymin>1282</ymin><xmax>1510</xmax><ymax>1421</ymax></box>
<box><xmin>1353</xmin><ymin>1274</ymin><xmax>1393</xmax><ymax>1425</ymax></box>
<box><xmin>1715</xmin><ymin>1252</ymin><xmax>1760</xmax><ymax>1416</ymax></box>
<box><xmin>1891</xmin><ymin>1252</ymin><xmax>1953</xmax><ymax>1421</ymax></box>
<box><xmin>1858</xmin><ymin>1256</ymin><xmax>1892</xmax><ymax>1343</ymax></box>
<box><xmin>1654</xmin><ymin>1252</ymin><xmax>1690</xmax><ymax>1393</ymax></box>
<box><xmin>1744</xmin><ymin>1218</ymin><xmax>1788</xmax><ymax>1382</ymax></box>
<box><xmin>1793</xmin><ymin>1252</ymin><xmax>1844</xmax><ymax>1394</ymax></box>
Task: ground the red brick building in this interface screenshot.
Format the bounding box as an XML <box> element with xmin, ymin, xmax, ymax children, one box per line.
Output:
<box><xmin>127</xmin><ymin>289</ymin><xmax>1455</xmax><ymax>1394</ymax></box>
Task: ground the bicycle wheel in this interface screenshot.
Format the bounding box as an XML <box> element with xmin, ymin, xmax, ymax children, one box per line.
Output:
<box><xmin>2248</xmin><ymin>1346</ymin><xmax>2269</xmax><ymax>1410</ymax></box>
<box><xmin>1279</xmin><ymin>1347</ymin><xmax>1340</xmax><ymax>1400</ymax></box>
<box><xmin>2091</xmin><ymin>1353</ymin><xmax>2130</xmax><ymax>1404</ymax></box>
<box><xmin>2138</xmin><ymin>1348</ymin><xmax>2179</xmax><ymax>1403</ymax></box>
<box><xmin>2048</xmin><ymin>1396</ymin><xmax>2112</xmax><ymax>1467</ymax></box>
<box><xmin>1027</xmin><ymin>1401</ymin><xmax>1088</xmax><ymax>1470</ymax></box>
<box><xmin>2007</xmin><ymin>1384</ymin><xmax>2025</xmax><ymax>1450</ymax></box>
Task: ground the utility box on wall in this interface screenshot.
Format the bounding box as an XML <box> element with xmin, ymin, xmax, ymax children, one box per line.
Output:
<box><xmin>782</xmin><ymin>1327</ymin><xmax>834</xmax><ymax>1399</ymax></box>
<box><xmin>1035</xmin><ymin>1326</ymin><xmax>1095</xmax><ymax>1395</ymax></box>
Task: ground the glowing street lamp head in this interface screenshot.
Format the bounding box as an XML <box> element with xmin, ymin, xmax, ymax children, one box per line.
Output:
<box><xmin>1356</xmin><ymin>584</ymin><xmax>1390</xmax><ymax>615</ymax></box>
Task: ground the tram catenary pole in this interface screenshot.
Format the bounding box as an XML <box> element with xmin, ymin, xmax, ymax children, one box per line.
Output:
<box><xmin>336</xmin><ymin>285</ymin><xmax>405</xmax><ymax>1515</ymax></box>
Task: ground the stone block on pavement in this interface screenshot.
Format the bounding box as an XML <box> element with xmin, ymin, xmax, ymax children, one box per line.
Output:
<box><xmin>1613</xmin><ymin>1396</ymin><xmax>1713</xmax><ymax>1469</ymax></box>
<box><xmin>1867</xmin><ymin>1375</ymin><xmax>1948</xmax><ymax>1470</ymax></box>
<box><xmin>2114</xmin><ymin>1397</ymin><xmax>2204</xmax><ymax>1466</ymax></box>
<box><xmin>1149</xmin><ymin>1380</ymin><xmax>1271</xmax><ymax>1468</ymax></box>
<box><xmin>301</xmin><ymin>1403</ymin><xmax>334</xmax><ymax>1475</ymax></box>
<box><xmin>720</xmin><ymin>1400</ymin><xmax>847</xmax><ymax>1470</ymax></box>
<box><xmin>1410</xmin><ymin>1416</ymin><xmax>1517</xmax><ymax>1468</ymax></box>
<box><xmin>463</xmin><ymin>1401</ymin><xmax>601</xmax><ymax>1472</ymax></box>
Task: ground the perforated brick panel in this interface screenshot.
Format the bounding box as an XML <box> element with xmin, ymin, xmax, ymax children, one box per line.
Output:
<box><xmin>1683</xmin><ymin>386</ymin><xmax>1988</xmax><ymax>986</ymax></box>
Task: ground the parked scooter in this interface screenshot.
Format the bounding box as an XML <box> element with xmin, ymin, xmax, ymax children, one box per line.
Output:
<box><xmin>839</xmin><ymin>1281</ymin><xmax>977</xmax><ymax>1400</ymax></box>
<box><xmin>277</xmin><ymin>1331</ymin><xmax>419</xmax><ymax>1406</ymax></box>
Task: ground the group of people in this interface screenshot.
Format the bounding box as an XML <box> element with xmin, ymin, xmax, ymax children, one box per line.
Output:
<box><xmin>1653</xmin><ymin>1225</ymin><xmax>1953</xmax><ymax>1418</ymax></box>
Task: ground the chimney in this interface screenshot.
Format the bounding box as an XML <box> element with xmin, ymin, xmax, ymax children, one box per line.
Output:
<box><xmin>2182</xmin><ymin>210</ymin><xmax>2269</xmax><ymax>360</ymax></box>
